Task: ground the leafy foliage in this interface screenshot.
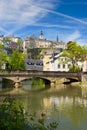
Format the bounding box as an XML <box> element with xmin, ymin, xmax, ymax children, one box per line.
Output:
<box><xmin>69</xmin><ymin>65</ymin><xmax>81</xmax><ymax>72</ymax></box>
<box><xmin>60</xmin><ymin>41</ymin><xmax>87</xmax><ymax>71</ymax></box>
<box><xmin>28</xmin><ymin>48</ymin><xmax>43</xmax><ymax>59</ymax></box>
<box><xmin>0</xmin><ymin>44</ymin><xmax>7</xmax><ymax>69</ymax></box>
<box><xmin>0</xmin><ymin>97</ymin><xmax>25</xmax><ymax>130</ymax></box>
<box><xmin>32</xmin><ymin>78</ymin><xmax>45</xmax><ymax>90</ymax></box>
<box><xmin>3</xmin><ymin>37</ymin><xmax>10</xmax><ymax>43</ymax></box>
<box><xmin>0</xmin><ymin>97</ymin><xmax>58</xmax><ymax>130</ymax></box>
<box><xmin>25</xmin><ymin>111</ymin><xmax>58</xmax><ymax>130</ymax></box>
<box><xmin>7</xmin><ymin>50</ymin><xmax>25</xmax><ymax>70</ymax></box>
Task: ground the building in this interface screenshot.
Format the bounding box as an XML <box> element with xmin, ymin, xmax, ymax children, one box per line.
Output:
<box><xmin>5</xmin><ymin>35</ymin><xmax>22</xmax><ymax>43</ymax></box>
<box><xmin>83</xmin><ymin>55</ymin><xmax>87</xmax><ymax>72</ymax></box>
<box><xmin>1</xmin><ymin>35</ymin><xmax>23</xmax><ymax>51</ymax></box>
<box><xmin>49</xmin><ymin>53</ymin><xmax>71</xmax><ymax>71</ymax></box>
<box><xmin>42</xmin><ymin>49</ymin><xmax>62</xmax><ymax>71</ymax></box>
<box><xmin>23</xmin><ymin>31</ymin><xmax>66</xmax><ymax>52</ymax></box>
<box><xmin>0</xmin><ymin>35</ymin><xmax>4</xmax><ymax>45</ymax></box>
<box><xmin>25</xmin><ymin>58</ymin><xmax>43</xmax><ymax>70</ymax></box>
<box><xmin>43</xmin><ymin>51</ymin><xmax>83</xmax><ymax>72</ymax></box>
<box><xmin>39</xmin><ymin>30</ymin><xmax>44</xmax><ymax>39</ymax></box>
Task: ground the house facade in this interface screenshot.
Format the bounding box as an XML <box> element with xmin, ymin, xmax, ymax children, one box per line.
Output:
<box><xmin>43</xmin><ymin>52</ymin><xmax>83</xmax><ymax>72</ymax></box>
<box><xmin>83</xmin><ymin>55</ymin><xmax>87</xmax><ymax>72</ymax></box>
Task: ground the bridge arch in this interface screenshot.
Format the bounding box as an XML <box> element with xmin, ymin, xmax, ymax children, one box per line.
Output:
<box><xmin>2</xmin><ymin>76</ymin><xmax>52</xmax><ymax>88</ymax></box>
<box><xmin>20</xmin><ymin>77</ymin><xmax>51</xmax><ymax>87</ymax></box>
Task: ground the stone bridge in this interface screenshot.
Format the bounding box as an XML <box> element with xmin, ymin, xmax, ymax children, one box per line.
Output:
<box><xmin>0</xmin><ymin>70</ymin><xmax>82</xmax><ymax>88</ymax></box>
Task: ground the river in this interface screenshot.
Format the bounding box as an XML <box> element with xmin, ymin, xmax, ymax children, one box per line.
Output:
<box><xmin>0</xmin><ymin>79</ymin><xmax>87</xmax><ymax>130</ymax></box>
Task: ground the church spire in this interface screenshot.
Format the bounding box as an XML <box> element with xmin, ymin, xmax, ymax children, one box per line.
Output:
<box><xmin>39</xmin><ymin>30</ymin><xmax>44</xmax><ymax>39</ymax></box>
<box><xmin>57</xmin><ymin>35</ymin><xmax>59</xmax><ymax>42</ymax></box>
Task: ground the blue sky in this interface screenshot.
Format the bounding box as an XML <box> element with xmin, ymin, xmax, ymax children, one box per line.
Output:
<box><xmin>0</xmin><ymin>0</ymin><xmax>87</xmax><ymax>45</ymax></box>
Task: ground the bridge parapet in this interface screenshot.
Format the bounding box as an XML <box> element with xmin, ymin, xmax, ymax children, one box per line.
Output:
<box><xmin>0</xmin><ymin>70</ymin><xmax>82</xmax><ymax>78</ymax></box>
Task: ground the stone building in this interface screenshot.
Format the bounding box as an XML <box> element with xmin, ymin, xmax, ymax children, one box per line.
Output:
<box><xmin>23</xmin><ymin>31</ymin><xmax>66</xmax><ymax>52</ymax></box>
<box><xmin>1</xmin><ymin>35</ymin><xmax>23</xmax><ymax>50</ymax></box>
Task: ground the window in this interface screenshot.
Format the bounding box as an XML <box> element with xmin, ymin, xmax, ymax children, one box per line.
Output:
<box><xmin>63</xmin><ymin>64</ymin><xmax>65</xmax><ymax>68</ymax></box>
<box><xmin>58</xmin><ymin>64</ymin><xmax>60</xmax><ymax>68</ymax></box>
<box><xmin>68</xmin><ymin>64</ymin><xmax>71</xmax><ymax>68</ymax></box>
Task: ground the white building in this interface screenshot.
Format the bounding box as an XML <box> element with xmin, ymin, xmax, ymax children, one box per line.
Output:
<box><xmin>6</xmin><ymin>35</ymin><xmax>21</xmax><ymax>43</ymax></box>
<box><xmin>82</xmin><ymin>55</ymin><xmax>87</xmax><ymax>72</ymax></box>
<box><xmin>43</xmin><ymin>52</ymin><xmax>83</xmax><ymax>72</ymax></box>
<box><xmin>49</xmin><ymin>53</ymin><xmax>71</xmax><ymax>71</ymax></box>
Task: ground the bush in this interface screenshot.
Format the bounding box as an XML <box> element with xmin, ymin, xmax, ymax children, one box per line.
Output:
<box><xmin>0</xmin><ymin>96</ymin><xmax>58</xmax><ymax>130</ymax></box>
<box><xmin>0</xmin><ymin>97</ymin><xmax>25</xmax><ymax>130</ymax></box>
<box><xmin>69</xmin><ymin>65</ymin><xmax>81</xmax><ymax>72</ymax></box>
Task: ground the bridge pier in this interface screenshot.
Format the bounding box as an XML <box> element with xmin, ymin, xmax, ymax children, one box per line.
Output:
<box><xmin>82</xmin><ymin>74</ymin><xmax>87</xmax><ymax>82</ymax></box>
<box><xmin>14</xmin><ymin>82</ymin><xmax>21</xmax><ymax>89</ymax></box>
<box><xmin>50</xmin><ymin>80</ymin><xmax>56</xmax><ymax>87</ymax></box>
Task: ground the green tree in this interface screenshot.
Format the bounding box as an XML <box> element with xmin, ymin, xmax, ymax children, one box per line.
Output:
<box><xmin>0</xmin><ymin>44</ymin><xmax>7</xmax><ymax>70</ymax></box>
<box><xmin>3</xmin><ymin>37</ymin><xmax>10</xmax><ymax>43</ymax></box>
<box><xmin>28</xmin><ymin>48</ymin><xmax>43</xmax><ymax>59</ymax></box>
<box><xmin>0</xmin><ymin>97</ymin><xmax>25</xmax><ymax>130</ymax></box>
<box><xmin>8</xmin><ymin>50</ymin><xmax>25</xmax><ymax>70</ymax></box>
<box><xmin>60</xmin><ymin>41</ymin><xmax>87</xmax><ymax>72</ymax></box>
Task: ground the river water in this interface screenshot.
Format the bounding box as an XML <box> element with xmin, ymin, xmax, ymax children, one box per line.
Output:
<box><xmin>0</xmin><ymin>80</ymin><xmax>87</xmax><ymax>130</ymax></box>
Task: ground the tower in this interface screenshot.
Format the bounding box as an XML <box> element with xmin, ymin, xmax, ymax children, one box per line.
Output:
<box><xmin>57</xmin><ymin>35</ymin><xmax>59</xmax><ymax>42</ymax></box>
<box><xmin>39</xmin><ymin>30</ymin><xmax>44</xmax><ymax>39</ymax></box>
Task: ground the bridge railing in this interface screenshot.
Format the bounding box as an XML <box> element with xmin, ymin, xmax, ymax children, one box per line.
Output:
<box><xmin>0</xmin><ymin>70</ymin><xmax>82</xmax><ymax>78</ymax></box>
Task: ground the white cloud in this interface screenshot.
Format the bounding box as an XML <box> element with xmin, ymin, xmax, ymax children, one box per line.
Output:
<box><xmin>77</xmin><ymin>39</ymin><xmax>87</xmax><ymax>46</ymax></box>
<box><xmin>0</xmin><ymin>0</ymin><xmax>42</xmax><ymax>22</ymax></box>
<box><xmin>31</xmin><ymin>23</ymin><xmax>72</xmax><ymax>29</ymax></box>
<box><xmin>66</xmin><ymin>30</ymin><xmax>81</xmax><ymax>42</ymax></box>
<box><xmin>0</xmin><ymin>0</ymin><xmax>57</xmax><ymax>34</ymax></box>
<box><xmin>44</xmin><ymin>9</ymin><xmax>87</xmax><ymax>25</ymax></box>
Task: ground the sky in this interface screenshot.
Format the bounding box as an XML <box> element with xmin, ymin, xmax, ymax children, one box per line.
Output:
<box><xmin>0</xmin><ymin>0</ymin><xmax>87</xmax><ymax>45</ymax></box>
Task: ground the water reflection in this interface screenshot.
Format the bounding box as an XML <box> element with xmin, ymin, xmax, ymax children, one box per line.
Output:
<box><xmin>1</xmin><ymin>80</ymin><xmax>87</xmax><ymax>129</ymax></box>
<box><xmin>0</xmin><ymin>82</ymin><xmax>2</xmax><ymax>90</ymax></box>
<box><xmin>22</xmin><ymin>78</ymin><xmax>45</xmax><ymax>90</ymax></box>
<box><xmin>22</xmin><ymin>90</ymin><xmax>87</xmax><ymax>130</ymax></box>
